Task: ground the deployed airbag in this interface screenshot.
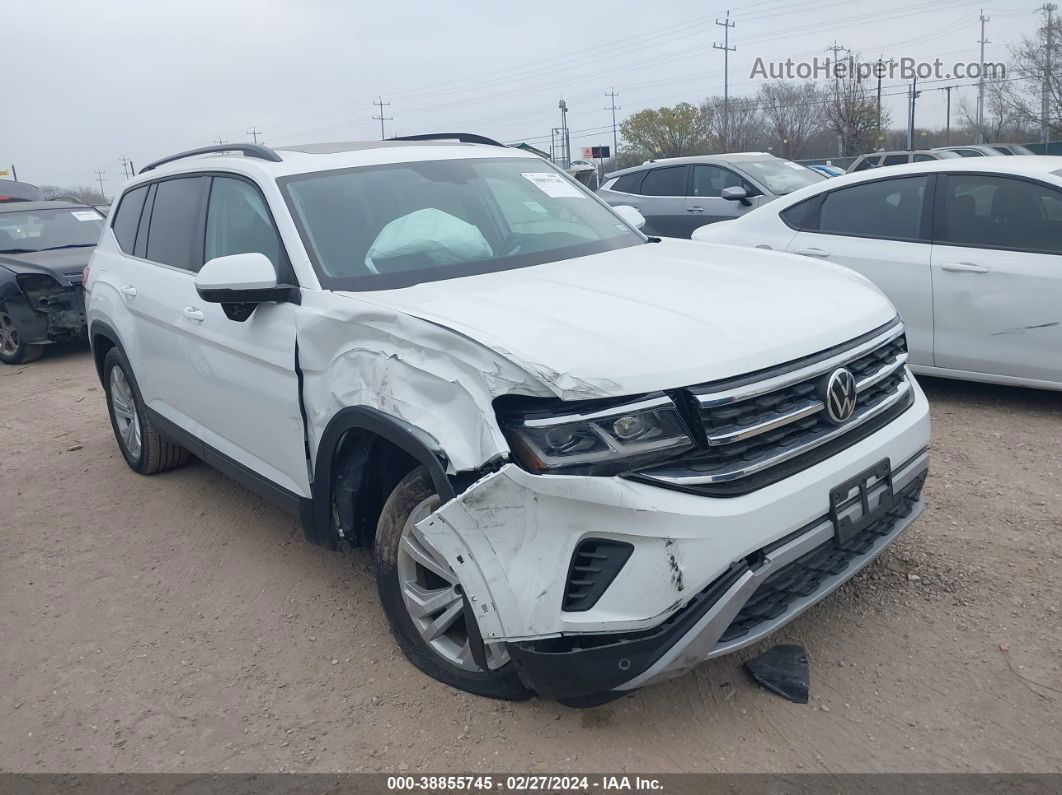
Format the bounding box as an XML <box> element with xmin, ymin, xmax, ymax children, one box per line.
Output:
<box><xmin>364</xmin><ymin>208</ymin><xmax>493</xmax><ymax>274</ymax></box>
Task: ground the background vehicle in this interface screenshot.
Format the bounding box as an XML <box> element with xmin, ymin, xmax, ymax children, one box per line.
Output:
<box><xmin>807</xmin><ymin>164</ymin><xmax>846</xmax><ymax>177</ymax></box>
<box><xmin>597</xmin><ymin>153</ymin><xmax>825</xmax><ymax>238</ymax></box>
<box><xmin>0</xmin><ymin>179</ymin><xmax>44</xmax><ymax>203</ymax></box>
<box><xmin>87</xmin><ymin>139</ymin><xmax>928</xmax><ymax>705</ymax></box>
<box><xmin>847</xmin><ymin>150</ymin><xmax>960</xmax><ymax>172</ymax></box>
<box><xmin>934</xmin><ymin>144</ymin><xmax>1037</xmax><ymax>157</ymax></box>
<box><xmin>0</xmin><ymin>200</ymin><xmax>104</xmax><ymax>364</ymax></box>
<box><xmin>692</xmin><ymin>157</ymin><xmax>1062</xmax><ymax>391</ymax></box>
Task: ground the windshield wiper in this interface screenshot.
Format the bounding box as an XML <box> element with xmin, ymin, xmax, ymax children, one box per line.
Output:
<box><xmin>0</xmin><ymin>248</ymin><xmax>38</xmax><ymax>254</ymax></box>
<box><xmin>40</xmin><ymin>244</ymin><xmax>94</xmax><ymax>251</ymax></box>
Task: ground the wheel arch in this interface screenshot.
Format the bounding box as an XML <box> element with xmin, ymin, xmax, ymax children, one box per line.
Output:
<box><xmin>88</xmin><ymin>319</ymin><xmax>124</xmax><ymax>384</ymax></box>
<box><xmin>308</xmin><ymin>406</ymin><xmax>456</xmax><ymax>549</ymax></box>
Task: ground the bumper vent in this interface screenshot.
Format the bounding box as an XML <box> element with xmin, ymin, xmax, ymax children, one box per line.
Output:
<box><xmin>562</xmin><ymin>538</ymin><xmax>634</xmax><ymax>612</ymax></box>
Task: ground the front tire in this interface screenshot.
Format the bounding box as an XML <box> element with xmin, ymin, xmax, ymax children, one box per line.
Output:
<box><xmin>103</xmin><ymin>347</ymin><xmax>190</xmax><ymax>474</ymax></box>
<box><xmin>374</xmin><ymin>467</ymin><xmax>530</xmax><ymax>700</ymax></box>
<box><xmin>0</xmin><ymin>306</ymin><xmax>44</xmax><ymax>365</ymax></box>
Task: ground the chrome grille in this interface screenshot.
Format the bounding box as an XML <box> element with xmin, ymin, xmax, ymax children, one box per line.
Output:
<box><xmin>635</xmin><ymin>320</ymin><xmax>912</xmax><ymax>493</ymax></box>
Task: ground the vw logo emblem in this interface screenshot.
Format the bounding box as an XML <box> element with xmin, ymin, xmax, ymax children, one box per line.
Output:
<box><xmin>823</xmin><ymin>367</ymin><xmax>858</xmax><ymax>424</ymax></box>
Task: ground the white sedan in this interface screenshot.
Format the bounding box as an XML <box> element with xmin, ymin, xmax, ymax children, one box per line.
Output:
<box><xmin>692</xmin><ymin>157</ymin><xmax>1062</xmax><ymax>391</ymax></box>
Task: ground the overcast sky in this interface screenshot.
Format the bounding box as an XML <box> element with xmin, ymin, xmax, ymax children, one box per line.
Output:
<box><xmin>3</xmin><ymin>0</ymin><xmax>1037</xmax><ymax>196</ymax></box>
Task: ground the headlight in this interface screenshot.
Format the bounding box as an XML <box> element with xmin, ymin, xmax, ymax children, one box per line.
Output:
<box><xmin>499</xmin><ymin>394</ymin><xmax>694</xmax><ymax>475</ymax></box>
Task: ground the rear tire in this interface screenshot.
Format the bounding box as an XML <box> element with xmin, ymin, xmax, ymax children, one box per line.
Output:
<box><xmin>374</xmin><ymin>466</ymin><xmax>531</xmax><ymax>701</ymax></box>
<box><xmin>0</xmin><ymin>306</ymin><xmax>44</xmax><ymax>365</ymax></box>
<box><xmin>103</xmin><ymin>347</ymin><xmax>190</xmax><ymax>474</ymax></box>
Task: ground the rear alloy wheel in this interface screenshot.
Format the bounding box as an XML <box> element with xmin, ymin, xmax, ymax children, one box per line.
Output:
<box><xmin>0</xmin><ymin>307</ymin><xmax>44</xmax><ymax>365</ymax></box>
<box><xmin>102</xmin><ymin>347</ymin><xmax>190</xmax><ymax>475</ymax></box>
<box><xmin>374</xmin><ymin>466</ymin><xmax>530</xmax><ymax>700</ymax></box>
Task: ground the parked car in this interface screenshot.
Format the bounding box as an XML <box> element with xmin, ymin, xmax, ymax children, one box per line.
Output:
<box><xmin>0</xmin><ymin>179</ymin><xmax>44</xmax><ymax>203</ymax></box>
<box><xmin>86</xmin><ymin>138</ymin><xmax>929</xmax><ymax>704</ymax></box>
<box><xmin>0</xmin><ymin>200</ymin><xmax>105</xmax><ymax>364</ymax></box>
<box><xmin>934</xmin><ymin>144</ymin><xmax>1036</xmax><ymax>157</ymax></box>
<box><xmin>847</xmin><ymin>150</ymin><xmax>960</xmax><ymax>172</ymax></box>
<box><xmin>597</xmin><ymin>153</ymin><xmax>825</xmax><ymax>238</ymax></box>
<box><xmin>692</xmin><ymin>157</ymin><xmax>1062</xmax><ymax>391</ymax></box>
<box><xmin>807</xmin><ymin>164</ymin><xmax>846</xmax><ymax>177</ymax></box>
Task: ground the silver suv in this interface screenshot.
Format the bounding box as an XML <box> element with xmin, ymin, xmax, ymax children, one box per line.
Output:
<box><xmin>597</xmin><ymin>153</ymin><xmax>825</xmax><ymax>238</ymax></box>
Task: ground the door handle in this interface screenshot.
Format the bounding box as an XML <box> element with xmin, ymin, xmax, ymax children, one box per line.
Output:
<box><xmin>940</xmin><ymin>261</ymin><xmax>989</xmax><ymax>274</ymax></box>
<box><xmin>119</xmin><ymin>285</ymin><xmax>137</xmax><ymax>297</ymax></box>
<box><xmin>793</xmin><ymin>248</ymin><xmax>831</xmax><ymax>258</ymax></box>
<box><xmin>182</xmin><ymin>307</ymin><xmax>205</xmax><ymax>322</ymax></box>
<box><xmin>686</xmin><ymin>206</ymin><xmax>704</xmax><ymax>213</ymax></box>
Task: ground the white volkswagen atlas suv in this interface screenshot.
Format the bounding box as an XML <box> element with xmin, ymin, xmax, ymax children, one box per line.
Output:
<box><xmin>84</xmin><ymin>135</ymin><xmax>930</xmax><ymax>705</ymax></box>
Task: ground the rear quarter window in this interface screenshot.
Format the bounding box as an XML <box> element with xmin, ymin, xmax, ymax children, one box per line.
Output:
<box><xmin>111</xmin><ymin>186</ymin><xmax>148</xmax><ymax>254</ymax></box>
<box><xmin>611</xmin><ymin>172</ymin><xmax>644</xmax><ymax>194</ymax></box>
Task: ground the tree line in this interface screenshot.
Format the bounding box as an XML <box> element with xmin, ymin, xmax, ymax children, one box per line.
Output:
<box><xmin>614</xmin><ymin>19</ymin><xmax>1059</xmax><ymax>166</ymax></box>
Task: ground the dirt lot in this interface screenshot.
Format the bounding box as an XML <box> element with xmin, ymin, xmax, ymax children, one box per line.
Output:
<box><xmin>1</xmin><ymin>344</ymin><xmax>1060</xmax><ymax>774</ymax></box>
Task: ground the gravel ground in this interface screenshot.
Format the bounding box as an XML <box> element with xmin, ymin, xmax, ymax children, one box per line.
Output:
<box><xmin>1</xmin><ymin>344</ymin><xmax>1060</xmax><ymax>773</ymax></box>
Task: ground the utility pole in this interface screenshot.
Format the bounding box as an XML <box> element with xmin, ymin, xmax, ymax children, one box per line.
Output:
<box><xmin>826</xmin><ymin>41</ymin><xmax>849</xmax><ymax>156</ymax></box>
<box><xmin>907</xmin><ymin>76</ymin><xmax>920</xmax><ymax>151</ymax></box>
<box><xmin>1042</xmin><ymin>4</ymin><xmax>1057</xmax><ymax>145</ymax></box>
<box><xmin>214</xmin><ymin>136</ymin><xmax>227</xmax><ymax>146</ymax></box>
<box><xmin>714</xmin><ymin>11</ymin><xmax>736</xmax><ymax>151</ymax></box>
<box><xmin>246</xmin><ymin>126</ymin><xmax>261</xmax><ymax>144</ymax></box>
<box><xmin>605</xmin><ymin>88</ymin><xmax>621</xmax><ymax>165</ymax></box>
<box><xmin>977</xmin><ymin>10</ymin><xmax>990</xmax><ymax>143</ymax></box>
<box><xmin>372</xmin><ymin>97</ymin><xmax>392</xmax><ymax>141</ymax></box>
<box><xmin>118</xmin><ymin>156</ymin><xmax>132</xmax><ymax>179</ymax></box>
<box><xmin>875</xmin><ymin>57</ymin><xmax>894</xmax><ymax>144</ymax></box>
<box><xmin>558</xmin><ymin>99</ymin><xmax>570</xmax><ymax>168</ymax></box>
<box><xmin>944</xmin><ymin>85</ymin><xmax>953</xmax><ymax>145</ymax></box>
<box><xmin>94</xmin><ymin>169</ymin><xmax>106</xmax><ymax>201</ymax></box>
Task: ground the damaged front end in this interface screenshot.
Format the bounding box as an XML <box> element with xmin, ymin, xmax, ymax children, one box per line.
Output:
<box><xmin>8</xmin><ymin>273</ymin><xmax>87</xmax><ymax>345</ymax></box>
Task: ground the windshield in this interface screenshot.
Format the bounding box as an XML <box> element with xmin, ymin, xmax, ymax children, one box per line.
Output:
<box><xmin>1005</xmin><ymin>144</ymin><xmax>1036</xmax><ymax>156</ymax></box>
<box><xmin>279</xmin><ymin>157</ymin><xmax>642</xmax><ymax>290</ymax></box>
<box><xmin>0</xmin><ymin>207</ymin><xmax>105</xmax><ymax>252</ymax></box>
<box><xmin>734</xmin><ymin>159</ymin><xmax>825</xmax><ymax>195</ymax></box>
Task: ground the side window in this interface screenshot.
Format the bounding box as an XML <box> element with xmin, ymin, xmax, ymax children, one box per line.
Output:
<box><xmin>145</xmin><ymin>177</ymin><xmax>208</xmax><ymax>271</ymax></box>
<box><xmin>692</xmin><ymin>165</ymin><xmax>748</xmax><ymax>197</ymax></box>
<box><xmin>612</xmin><ymin>172</ymin><xmax>644</xmax><ymax>194</ymax></box>
<box><xmin>943</xmin><ymin>174</ymin><xmax>1062</xmax><ymax>253</ymax></box>
<box><xmin>205</xmin><ymin>177</ymin><xmax>285</xmax><ymax>271</ymax></box>
<box><xmin>819</xmin><ymin>176</ymin><xmax>929</xmax><ymax>241</ymax></box>
<box><xmin>111</xmin><ymin>186</ymin><xmax>148</xmax><ymax>254</ymax></box>
<box><xmin>852</xmin><ymin>156</ymin><xmax>877</xmax><ymax>172</ymax></box>
<box><xmin>639</xmin><ymin>166</ymin><xmax>687</xmax><ymax>196</ymax></box>
<box><xmin>954</xmin><ymin>149</ymin><xmax>983</xmax><ymax>157</ymax></box>
<box><xmin>913</xmin><ymin>154</ymin><xmax>936</xmax><ymax>162</ymax></box>
<box><xmin>780</xmin><ymin>196</ymin><xmax>820</xmax><ymax>231</ymax></box>
<box><xmin>881</xmin><ymin>154</ymin><xmax>908</xmax><ymax>166</ymax></box>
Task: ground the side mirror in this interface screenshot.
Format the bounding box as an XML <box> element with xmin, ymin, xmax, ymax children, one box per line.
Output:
<box><xmin>613</xmin><ymin>204</ymin><xmax>646</xmax><ymax>230</ymax></box>
<box><xmin>721</xmin><ymin>186</ymin><xmax>751</xmax><ymax>206</ymax></box>
<box><xmin>195</xmin><ymin>253</ymin><xmax>298</xmax><ymax>321</ymax></box>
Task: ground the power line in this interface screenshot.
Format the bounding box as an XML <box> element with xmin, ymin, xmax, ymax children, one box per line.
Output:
<box><xmin>372</xmin><ymin>97</ymin><xmax>393</xmax><ymax>141</ymax></box>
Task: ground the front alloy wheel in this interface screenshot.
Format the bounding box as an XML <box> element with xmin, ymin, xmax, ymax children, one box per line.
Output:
<box><xmin>0</xmin><ymin>307</ymin><xmax>44</xmax><ymax>365</ymax></box>
<box><xmin>374</xmin><ymin>466</ymin><xmax>529</xmax><ymax>700</ymax></box>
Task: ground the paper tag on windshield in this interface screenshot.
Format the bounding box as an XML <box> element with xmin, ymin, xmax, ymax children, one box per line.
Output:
<box><xmin>72</xmin><ymin>211</ymin><xmax>100</xmax><ymax>221</ymax></box>
<box><xmin>521</xmin><ymin>172</ymin><xmax>586</xmax><ymax>198</ymax></box>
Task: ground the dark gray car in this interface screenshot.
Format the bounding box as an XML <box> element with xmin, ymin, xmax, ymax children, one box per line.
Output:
<box><xmin>597</xmin><ymin>153</ymin><xmax>825</xmax><ymax>238</ymax></box>
<box><xmin>0</xmin><ymin>201</ymin><xmax>105</xmax><ymax>363</ymax></box>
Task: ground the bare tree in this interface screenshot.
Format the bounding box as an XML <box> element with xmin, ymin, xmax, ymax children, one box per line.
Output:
<box><xmin>1007</xmin><ymin>13</ymin><xmax>1062</xmax><ymax>138</ymax></box>
<box><xmin>755</xmin><ymin>81</ymin><xmax>826</xmax><ymax>159</ymax></box>
<box><xmin>823</xmin><ymin>53</ymin><xmax>882</xmax><ymax>156</ymax></box>
<box><xmin>39</xmin><ymin>185</ymin><xmax>108</xmax><ymax>205</ymax></box>
<box><xmin>701</xmin><ymin>95</ymin><xmax>764</xmax><ymax>153</ymax></box>
<box><xmin>956</xmin><ymin>80</ymin><xmax>1030</xmax><ymax>142</ymax></box>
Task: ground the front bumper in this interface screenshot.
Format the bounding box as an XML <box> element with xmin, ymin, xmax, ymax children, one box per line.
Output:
<box><xmin>506</xmin><ymin>450</ymin><xmax>927</xmax><ymax>701</ymax></box>
<box><xmin>418</xmin><ymin>374</ymin><xmax>930</xmax><ymax>701</ymax></box>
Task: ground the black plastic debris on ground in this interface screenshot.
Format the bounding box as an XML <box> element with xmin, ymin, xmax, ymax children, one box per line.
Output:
<box><xmin>744</xmin><ymin>644</ymin><xmax>810</xmax><ymax>704</ymax></box>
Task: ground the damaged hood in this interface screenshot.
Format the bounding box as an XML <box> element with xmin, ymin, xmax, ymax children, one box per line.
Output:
<box><xmin>0</xmin><ymin>247</ymin><xmax>93</xmax><ymax>287</ymax></box>
<box><xmin>338</xmin><ymin>239</ymin><xmax>897</xmax><ymax>399</ymax></box>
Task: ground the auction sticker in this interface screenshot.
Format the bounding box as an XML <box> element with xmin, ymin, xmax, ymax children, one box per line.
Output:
<box><xmin>72</xmin><ymin>210</ymin><xmax>101</xmax><ymax>221</ymax></box>
<box><xmin>521</xmin><ymin>172</ymin><xmax>586</xmax><ymax>198</ymax></box>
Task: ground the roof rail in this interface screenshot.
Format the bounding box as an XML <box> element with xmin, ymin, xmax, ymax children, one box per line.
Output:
<box><xmin>139</xmin><ymin>144</ymin><xmax>283</xmax><ymax>174</ymax></box>
<box><xmin>389</xmin><ymin>133</ymin><xmax>506</xmax><ymax>147</ymax></box>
